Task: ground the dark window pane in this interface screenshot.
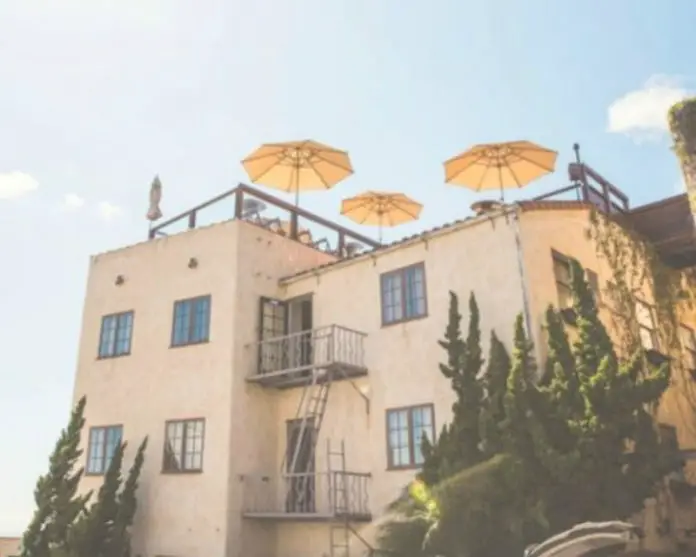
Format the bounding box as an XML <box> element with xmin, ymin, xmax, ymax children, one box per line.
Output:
<box><xmin>99</xmin><ymin>312</ymin><xmax>134</xmax><ymax>358</ymax></box>
<box><xmin>172</xmin><ymin>297</ymin><xmax>211</xmax><ymax>346</ymax></box>
<box><xmin>99</xmin><ymin>315</ymin><xmax>118</xmax><ymax>357</ymax></box>
<box><xmin>87</xmin><ymin>425</ymin><xmax>122</xmax><ymax>475</ymax></box>
<box><xmin>381</xmin><ymin>265</ymin><xmax>426</xmax><ymax>325</ymax></box>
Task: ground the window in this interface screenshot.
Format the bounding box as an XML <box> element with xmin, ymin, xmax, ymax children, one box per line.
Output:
<box><xmin>162</xmin><ymin>419</ymin><xmax>205</xmax><ymax>473</ymax></box>
<box><xmin>386</xmin><ymin>404</ymin><xmax>435</xmax><ymax>469</ymax></box>
<box><xmin>380</xmin><ymin>263</ymin><xmax>427</xmax><ymax>325</ymax></box>
<box><xmin>98</xmin><ymin>311</ymin><xmax>134</xmax><ymax>358</ymax></box>
<box><xmin>635</xmin><ymin>299</ymin><xmax>658</xmax><ymax>350</ymax></box>
<box><xmin>680</xmin><ymin>324</ymin><xmax>696</xmax><ymax>370</ymax></box>
<box><xmin>551</xmin><ymin>250</ymin><xmax>601</xmax><ymax>309</ymax></box>
<box><xmin>87</xmin><ymin>425</ymin><xmax>123</xmax><ymax>475</ymax></box>
<box><xmin>659</xmin><ymin>423</ymin><xmax>679</xmax><ymax>451</ymax></box>
<box><xmin>171</xmin><ymin>296</ymin><xmax>211</xmax><ymax>347</ymax></box>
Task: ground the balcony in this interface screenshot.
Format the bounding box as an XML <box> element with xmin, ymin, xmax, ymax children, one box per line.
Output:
<box><xmin>242</xmin><ymin>471</ymin><xmax>372</xmax><ymax>522</ymax></box>
<box><xmin>248</xmin><ymin>325</ymin><xmax>368</xmax><ymax>389</ymax></box>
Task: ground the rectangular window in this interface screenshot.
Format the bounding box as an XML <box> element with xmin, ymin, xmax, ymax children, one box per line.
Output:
<box><xmin>162</xmin><ymin>419</ymin><xmax>205</xmax><ymax>473</ymax></box>
<box><xmin>635</xmin><ymin>299</ymin><xmax>658</xmax><ymax>350</ymax></box>
<box><xmin>679</xmin><ymin>324</ymin><xmax>696</xmax><ymax>370</ymax></box>
<box><xmin>98</xmin><ymin>311</ymin><xmax>134</xmax><ymax>358</ymax></box>
<box><xmin>171</xmin><ymin>296</ymin><xmax>211</xmax><ymax>347</ymax></box>
<box><xmin>386</xmin><ymin>404</ymin><xmax>435</xmax><ymax>469</ymax></box>
<box><xmin>551</xmin><ymin>250</ymin><xmax>601</xmax><ymax>308</ymax></box>
<box><xmin>87</xmin><ymin>425</ymin><xmax>123</xmax><ymax>475</ymax></box>
<box><xmin>380</xmin><ymin>263</ymin><xmax>427</xmax><ymax>325</ymax></box>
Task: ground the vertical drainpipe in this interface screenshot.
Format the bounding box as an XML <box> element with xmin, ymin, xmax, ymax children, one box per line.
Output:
<box><xmin>510</xmin><ymin>205</ymin><xmax>538</xmax><ymax>365</ymax></box>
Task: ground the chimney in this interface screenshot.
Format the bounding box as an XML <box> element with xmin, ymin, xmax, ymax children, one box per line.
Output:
<box><xmin>669</xmin><ymin>98</ymin><xmax>696</xmax><ymax>207</ymax></box>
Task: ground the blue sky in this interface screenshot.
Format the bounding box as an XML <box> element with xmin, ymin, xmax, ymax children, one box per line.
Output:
<box><xmin>0</xmin><ymin>0</ymin><xmax>693</xmax><ymax>536</ymax></box>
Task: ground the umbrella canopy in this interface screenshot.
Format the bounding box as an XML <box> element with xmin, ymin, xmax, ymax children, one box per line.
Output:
<box><xmin>241</xmin><ymin>140</ymin><xmax>354</xmax><ymax>204</ymax></box>
<box><xmin>341</xmin><ymin>191</ymin><xmax>422</xmax><ymax>243</ymax></box>
<box><xmin>444</xmin><ymin>140</ymin><xmax>558</xmax><ymax>200</ymax></box>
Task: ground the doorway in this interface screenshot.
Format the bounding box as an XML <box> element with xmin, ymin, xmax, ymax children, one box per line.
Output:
<box><xmin>287</xmin><ymin>295</ymin><xmax>313</xmax><ymax>370</ymax></box>
<box><xmin>285</xmin><ymin>418</ymin><xmax>316</xmax><ymax>513</ymax></box>
<box><xmin>258</xmin><ymin>297</ymin><xmax>288</xmax><ymax>374</ymax></box>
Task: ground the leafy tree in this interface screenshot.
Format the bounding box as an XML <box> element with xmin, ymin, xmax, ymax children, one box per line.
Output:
<box><xmin>420</xmin><ymin>292</ymin><xmax>484</xmax><ymax>486</ymax></box>
<box><xmin>21</xmin><ymin>397</ymin><xmax>92</xmax><ymax>557</ymax></box>
<box><xmin>21</xmin><ymin>397</ymin><xmax>148</xmax><ymax>557</ymax></box>
<box><xmin>377</xmin><ymin>262</ymin><xmax>680</xmax><ymax>557</ymax></box>
<box><xmin>539</xmin><ymin>259</ymin><xmax>677</xmax><ymax>530</ymax></box>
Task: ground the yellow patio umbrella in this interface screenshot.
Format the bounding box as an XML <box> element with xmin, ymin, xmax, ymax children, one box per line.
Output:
<box><xmin>241</xmin><ymin>139</ymin><xmax>354</xmax><ymax>205</ymax></box>
<box><xmin>444</xmin><ymin>140</ymin><xmax>558</xmax><ymax>201</ymax></box>
<box><xmin>341</xmin><ymin>191</ymin><xmax>423</xmax><ymax>243</ymax></box>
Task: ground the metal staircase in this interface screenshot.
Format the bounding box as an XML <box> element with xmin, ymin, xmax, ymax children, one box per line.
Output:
<box><xmin>281</xmin><ymin>368</ymin><xmax>332</xmax><ymax>512</ymax></box>
<box><xmin>329</xmin><ymin>440</ymin><xmax>350</xmax><ymax>557</ymax></box>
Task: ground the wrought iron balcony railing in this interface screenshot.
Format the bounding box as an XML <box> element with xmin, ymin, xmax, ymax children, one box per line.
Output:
<box><xmin>249</xmin><ymin>325</ymin><xmax>368</xmax><ymax>387</ymax></box>
<box><xmin>242</xmin><ymin>471</ymin><xmax>372</xmax><ymax>521</ymax></box>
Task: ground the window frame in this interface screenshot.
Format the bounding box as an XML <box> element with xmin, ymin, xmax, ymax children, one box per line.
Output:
<box><xmin>161</xmin><ymin>418</ymin><xmax>206</xmax><ymax>474</ymax></box>
<box><xmin>635</xmin><ymin>298</ymin><xmax>659</xmax><ymax>351</ymax></box>
<box><xmin>385</xmin><ymin>403</ymin><xmax>436</xmax><ymax>470</ymax></box>
<box><xmin>85</xmin><ymin>424</ymin><xmax>123</xmax><ymax>476</ymax></box>
<box><xmin>97</xmin><ymin>310</ymin><xmax>135</xmax><ymax>359</ymax></box>
<box><xmin>170</xmin><ymin>295</ymin><xmax>212</xmax><ymax>348</ymax></box>
<box><xmin>380</xmin><ymin>262</ymin><xmax>428</xmax><ymax>327</ymax></box>
<box><xmin>679</xmin><ymin>324</ymin><xmax>696</xmax><ymax>371</ymax></box>
<box><xmin>551</xmin><ymin>249</ymin><xmax>601</xmax><ymax>309</ymax></box>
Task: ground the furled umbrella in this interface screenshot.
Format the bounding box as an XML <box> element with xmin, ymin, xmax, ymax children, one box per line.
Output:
<box><xmin>241</xmin><ymin>140</ymin><xmax>354</xmax><ymax>205</ymax></box>
<box><xmin>341</xmin><ymin>191</ymin><xmax>423</xmax><ymax>243</ymax></box>
<box><xmin>444</xmin><ymin>140</ymin><xmax>558</xmax><ymax>201</ymax></box>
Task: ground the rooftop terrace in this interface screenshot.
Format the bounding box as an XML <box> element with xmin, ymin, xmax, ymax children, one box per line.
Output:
<box><xmin>147</xmin><ymin>157</ymin><xmax>696</xmax><ymax>270</ymax></box>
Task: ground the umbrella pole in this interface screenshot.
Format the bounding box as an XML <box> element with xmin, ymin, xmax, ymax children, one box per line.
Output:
<box><xmin>379</xmin><ymin>213</ymin><xmax>383</xmax><ymax>244</ymax></box>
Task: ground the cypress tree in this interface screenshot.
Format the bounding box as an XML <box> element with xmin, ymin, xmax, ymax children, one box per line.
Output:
<box><xmin>479</xmin><ymin>331</ymin><xmax>511</xmax><ymax>456</ymax></box>
<box><xmin>111</xmin><ymin>438</ymin><xmax>148</xmax><ymax>557</ymax></box>
<box><xmin>21</xmin><ymin>397</ymin><xmax>92</xmax><ymax>557</ymax></box>
<box><xmin>74</xmin><ymin>442</ymin><xmax>126</xmax><ymax>557</ymax></box>
<box><xmin>421</xmin><ymin>291</ymin><xmax>484</xmax><ymax>486</ymax></box>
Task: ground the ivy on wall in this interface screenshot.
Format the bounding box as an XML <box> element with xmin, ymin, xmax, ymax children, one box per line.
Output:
<box><xmin>586</xmin><ymin>210</ymin><xmax>696</xmax><ymax>436</ymax></box>
<box><xmin>669</xmin><ymin>98</ymin><xmax>696</xmax><ymax>166</ymax></box>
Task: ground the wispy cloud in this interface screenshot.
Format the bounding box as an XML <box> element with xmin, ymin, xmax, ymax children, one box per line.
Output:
<box><xmin>60</xmin><ymin>193</ymin><xmax>85</xmax><ymax>211</ymax></box>
<box><xmin>0</xmin><ymin>171</ymin><xmax>39</xmax><ymax>200</ymax></box>
<box><xmin>607</xmin><ymin>75</ymin><xmax>693</xmax><ymax>143</ymax></box>
<box><xmin>97</xmin><ymin>201</ymin><xmax>123</xmax><ymax>221</ymax></box>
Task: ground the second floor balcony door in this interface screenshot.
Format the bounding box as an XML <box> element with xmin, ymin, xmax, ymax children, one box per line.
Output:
<box><xmin>288</xmin><ymin>295</ymin><xmax>313</xmax><ymax>371</ymax></box>
<box><xmin>258</xmin><ymin>297</ymin><xmax>288</xmax><ymax>375</ymax></box>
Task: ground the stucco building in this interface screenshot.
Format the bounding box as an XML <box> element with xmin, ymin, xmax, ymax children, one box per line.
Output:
<box><xmin>71</xmin><ymin>157</ymin><xmax>696</xmax><ymax>557</ymax></box>
<box><xmin>0</xmin><ymin>537</ymin><xmax>20</xmax><ymax>557</ymax></box>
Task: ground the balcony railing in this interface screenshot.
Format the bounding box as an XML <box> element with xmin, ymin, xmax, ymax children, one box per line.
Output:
<box><xmin>243</xmin><ymin>471</ymin><xmax>372</xmax><ymax>522</ymax></box>
<box><xmin>249</xmin><ymin>325</ymin><xmax>368</xmax><ymax>388</ymax></box>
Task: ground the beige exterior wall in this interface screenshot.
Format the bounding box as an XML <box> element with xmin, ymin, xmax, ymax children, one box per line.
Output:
<box><xmin>251</xmin><ymin>211</ymin><xmax>533</xmax><ymax>557</ymax></box>
<box><xmin>72</xmin><ymin>220</ymin><xmax>334</xmax><ymax>557</ymax></box>
<box><xmin>0</xmin><ymin>538</ymin><xmax>20</xmax><ymax>557</ymax></box>
<box><xmin>72</xmin><ymin>205</ymin><xmax>696</xmax><ymax>557</ymax></box>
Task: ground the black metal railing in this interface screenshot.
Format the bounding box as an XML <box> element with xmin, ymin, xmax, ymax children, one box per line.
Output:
<box><xmin>243</xmin><ymin>471</ymin><xmax>371</xmax><ymax>518</ymax></box>
<box><xmin>255</xmin><ymin>325</ymin><xmax>367</xmax><ymax>377</ymax></box>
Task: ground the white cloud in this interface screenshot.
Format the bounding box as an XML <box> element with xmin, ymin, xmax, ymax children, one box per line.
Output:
<box><xmin>0</xmin><ymin>171</ymin><xmax>39</xmax><ymax>200</ymax></box>
<box><xmin>61</xmin><ymin>193</ymin><xmax>85</xmax><ymax>210</ymax></box>
<box><xmin>97</xmin><ymin>201</ymin><xmax>123</xmax><ymax>220</ymax></box>
<box><xmin>607</xmin><ymin>75</ymin><xmax>692</xmax><ymax>142</ymax></box>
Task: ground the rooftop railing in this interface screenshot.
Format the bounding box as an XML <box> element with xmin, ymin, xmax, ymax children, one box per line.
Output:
<box><xmin>148</xmin><ymin>183</ymin><xmax>381</xmax><ymax>259</ymax></box>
